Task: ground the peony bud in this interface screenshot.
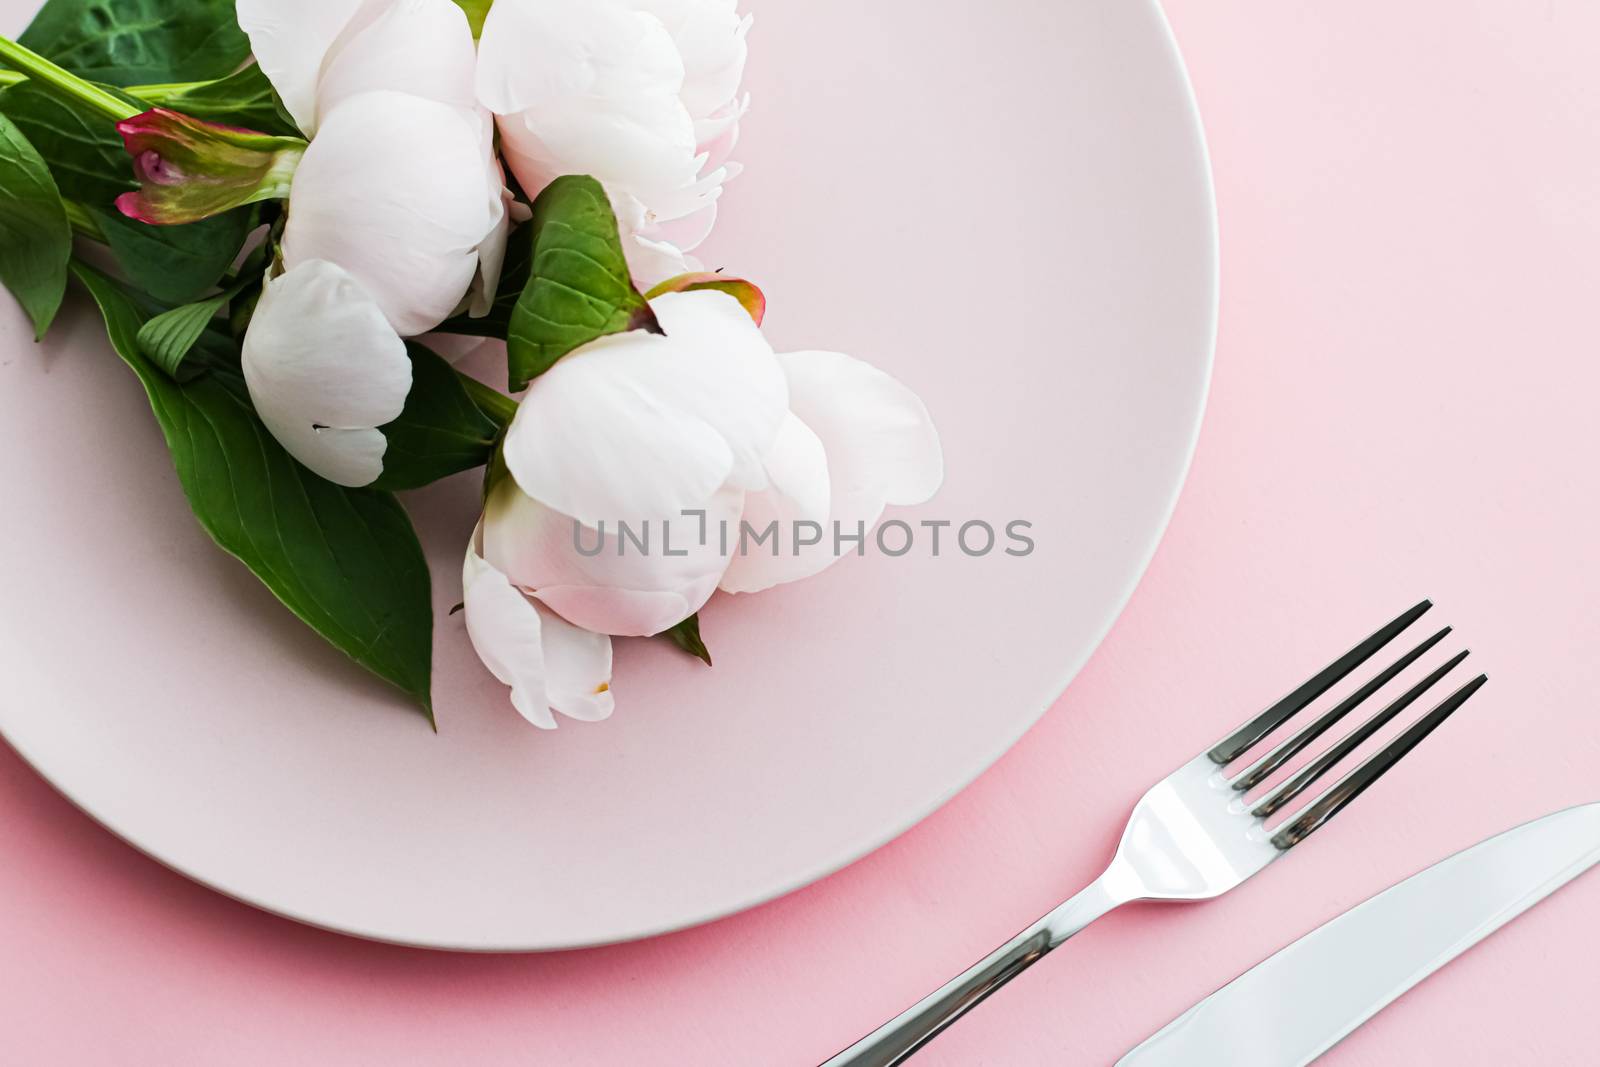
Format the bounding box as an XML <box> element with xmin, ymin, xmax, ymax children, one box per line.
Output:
<box><xmin>114</xmin><ymin>108</ymin><xmax>305</xmax><ymax>225</ymax></box>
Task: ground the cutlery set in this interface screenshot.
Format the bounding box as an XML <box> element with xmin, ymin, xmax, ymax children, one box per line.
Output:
<box><xmin>824</xmin><ymin>601</ymin><xmax>1598</xmax><ymax>1065</ymax></box>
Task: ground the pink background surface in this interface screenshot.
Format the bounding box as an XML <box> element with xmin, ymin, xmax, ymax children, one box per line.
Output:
<box><xmin>3</xmin><ymin>0</ymin><xmax>1599</xmax><ymax>1063</ymax></box>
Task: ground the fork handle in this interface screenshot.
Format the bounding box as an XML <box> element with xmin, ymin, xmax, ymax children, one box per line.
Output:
<box><xmin>819</xmin><ymin>876</ymin><xmax>1125</xmax><ymax>1066</ymax></box>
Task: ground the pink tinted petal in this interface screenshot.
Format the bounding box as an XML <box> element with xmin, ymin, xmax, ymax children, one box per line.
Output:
<box><xmin>533</xmin><ymin>586</ymin><xmax>697</xmax><ymax>641</ymax></box>
<box><xmin>482</xmin><ymin>483</ymin><xmax>741</xmax><ymax>637</ymax></box>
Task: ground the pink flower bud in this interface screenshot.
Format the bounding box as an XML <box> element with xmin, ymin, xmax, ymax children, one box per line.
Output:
<box><xmin>115</xmin><ymin>108</ymin><xmax>306</xmax><ymax>225</ymax></box>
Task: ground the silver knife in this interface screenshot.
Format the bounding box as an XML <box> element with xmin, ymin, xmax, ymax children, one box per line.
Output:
<box><xmin>1119</xmin><ymin>802</ymin><xmax>1600</xmax><ymax>1067</ymax></box>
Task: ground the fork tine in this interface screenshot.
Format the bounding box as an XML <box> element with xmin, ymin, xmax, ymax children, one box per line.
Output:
<box><xmin>1269</xmin><ymin>674</ymin><xmax>1487</xmax><ymax>849</ymax></box>
<box><xmin>1253</xmin><ymin>649</ymin><xmax>1470</xmax><ymax>819</ymax></box>
<box><xmin>1208</xmin><ymin>600</ymin><xmax>1432</xmax><ymax>765</ymax></box>
<box><xmin>1229</xmin><ymin>627</ymin><xmax>1452</xmax><ymax>794</ymax></box>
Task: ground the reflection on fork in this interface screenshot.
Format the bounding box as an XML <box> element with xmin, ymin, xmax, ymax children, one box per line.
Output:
<box><xmin>822</xmin><ymin>600</ymin><xmax>1486</xmax><ymax>1067</ymax></box>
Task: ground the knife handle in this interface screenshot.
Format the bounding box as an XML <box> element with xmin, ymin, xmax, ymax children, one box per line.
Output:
<box><xmin>820</xmin><ymin>876</ymin><xmax>1125</xmax><ymax>1067</ymax></box>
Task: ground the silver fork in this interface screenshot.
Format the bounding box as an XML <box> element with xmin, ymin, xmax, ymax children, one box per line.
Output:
<box><xmin>821</xmin><ymin>600</ymin><xmax>1486</xmax><ymax>1066</ymax></box>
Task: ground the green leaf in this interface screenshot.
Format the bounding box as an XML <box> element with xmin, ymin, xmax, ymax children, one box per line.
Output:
<box><xmin>135</xmin><ymin>292</ymin><xmax>230</xmax><ymax>380</ymax></box>
<box><xmin>506</xmin><ymin>175</ymin><xmax>662</xmax><ymax>391</ymax></box>
<box><xmin>19</xmin><ymin>0</ymin><xmax>251</xmax><ymax>87</ymax></box>
<box><xmin>663</xmin><ymin>614</ymin><xmax>713</xmax><ymax>666</ymax></box>
<box><xmin>0</xmin><ymin>80</ymin><xmax>136</xmax><ymax>205</ymax></box>
<box><xmin>136</xmin><ymin>64</ymin><xmax>299</xmax><ymax>137</ymax></box>
<box><xmin>372</xmin><ymin>342</ymin><xmax>504</xmax><ymax>492</ymax></box>
<box><xmin>70</xmin><ymin>262</ymin><xmax>436</xmax><ymax>721</ymax></box>
<box><xmin>117</xmin><ymin>241</ymin><xmax>258</xmax><ymax>379</ymax></box>
<box><xmin>95</xmin><ymin>205</ymin><xmax>254</xmax><ymax>304</ymax></box>
<box><xmin>0</xmin><ymin>113</ymin><xmax>71</xmax><ymax>339</ymax></box>
<box><xmin>228</xmin><ymin>281</ymin><xmax>260</xmax><ymax>339</ymax></box>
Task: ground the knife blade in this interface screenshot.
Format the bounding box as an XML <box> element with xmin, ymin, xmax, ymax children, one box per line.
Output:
<box><xmin>1118</xmin><ymin>803</ymin><xmax>1600</xmax><ymax>1067</ymax></box>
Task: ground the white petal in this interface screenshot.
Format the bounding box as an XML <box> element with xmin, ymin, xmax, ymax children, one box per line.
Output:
<box><xmin>625</xmin><ymin>232</ymin><xmax>694</xmax><ymax>289</ymax></box>
<box><xmin>648</xmin><ymin>192</ymin><xmax>719</xmax><ymax>251</ymax></box>
<box><xmin>610</xmin><ymin>189</ymin><xmax>692</xmax><ymax>286</ymax></box>
<box><xmin>695</xmin><ymin>94</ymin><xmax>747</xmax><ymax>170</ymax></box>
<box><xmin>646</xmin><ymin>290</ymin><xmax>787</xmax><ymax>488</ymax></box>
<box><xmin>282</xmin><ymin>91</ymin><xmax>497</xmax><ymax>337</ymax></box>
<box><xmin>463</xmin><ymin>544</ymin><xmax>615</xmax><ymax>728</ymax></box>
<box><xmin>717</xmin><ymin>413</ymin><xmax>831</xmax><ymax>594</ymax></box>
<box><xmin>478</xmin><ymin>0</ymin><xmax>679</xmax><ymax>115</ymax></box>
<box><xmin>719</xmin><ymin>351</ymin><xmax>943</xmax><ymax>594</ymax></box>
<box><xmin>315</xmin><ymin>0</ymin><xmax>478</xmax><ymax>125</ymax></box>
<box><xmin>466</xmin><ymin>162</ymin><xmax>528</xmax><ymax>319</ymax></box>
<box><xmin>505</xmin><ymin>331</ymin><xmax>733</xmax><ymax>528</ymax></box>
<box><xmin>236</xmin><ymin>0</ymin><xmax>368</xmax><ymax>135</ymax></box>
<box><xmin>242</xmin><ymin>261</ymin><xmax>411</xmax><ymax>487</ymax></box>
<box><xmin>463</xmin><ymin>545</ymin><xmax>554</xmax><ymax>728</ymax></box>
<box><xmin>761</xmin><ymin>413</ymin><xmax>831</xmax><ymax>523</ymax></box>
<box><xmin>630</xmin><ymin>0</ymin><xmax>751</xmax><ymax>121</ymax></box>
<box><xmin>478</xmin><ymin>0</ymin><xmax>699</xmax><ymax>203</ymax></box>
<box><xmin>482</xmin><ymin>481</ymin><xmax>740</xmax><ymax>637</ymax></box>
<box><xmin>784</xmin><ymin>351</ymin><xmax>944</xmax><ymax>508</ymax></box>
<box><xmin>536</xmin><ymin>606</ymin><xmax>619</xmax><ymax>722</ymax></box>
<box><xmin>501</xmin><ymin>290</ymin><xmax>786</xmax><ymax>528</ymax></box>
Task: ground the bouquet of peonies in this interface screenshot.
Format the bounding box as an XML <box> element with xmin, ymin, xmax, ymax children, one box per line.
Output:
<box><xmin>0</xmin><ymin>0</ymin><xmax>942</xmax><ymax>728</ymax></box>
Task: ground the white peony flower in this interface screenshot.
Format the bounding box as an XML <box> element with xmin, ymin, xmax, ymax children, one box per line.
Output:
<box><xmin>479</xmin><ymin>289</ymin><xmax>784</xmax><ymax>639</ymax></box>
<box><xmin>719</xmin><ymin>352</ymin><xmax>945</xmax><ymax>594</ymax></box>
<box><xmin>462</xmin><ymin>288</ymin><xmax>943</xmax><ymax>725</ymax></box>
<box><xmin>475</xmin><ymin>0</ymin><xmax>752</xmax><ymax>285</ymax></box>
<box><xmin>241</xmin><ymin>260</ymin><xmax>412</xmax><ymax>487</ymax></box>
<box><xmin>279</xmin><ymin>90</ymin><xmax>505</xmax><ymax>337</ymax></box>
<box><xmin>463</xmin><ymin>540</ymin><xmax>615</xmax><ymax>729</ymax></box>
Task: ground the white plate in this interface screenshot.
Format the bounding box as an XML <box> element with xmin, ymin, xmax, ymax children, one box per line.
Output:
<box><xmin>0</xmin><ymin>0</ymin><xmax>1215</xmax><ymax>950</ymax></box>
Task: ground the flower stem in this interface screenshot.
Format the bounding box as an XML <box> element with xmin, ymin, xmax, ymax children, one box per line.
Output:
<box><xmin>456</xmin><ymin>371</ymin><xmax>519</xmax><ymax>428</ymax></box>
<box><xmin>0</xmin><ymin>68</ymin><xmax>214</xmax><ymax>104</ymax></box>
<box><xmin>123</xmin><ymin>80</ymin><xmax>209</xmax><ymax>105</ymax></box>
<box><xmin>0</xmin><ymin>35</ymin><xmax>140</xmax><ymax>121</ymax></box>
